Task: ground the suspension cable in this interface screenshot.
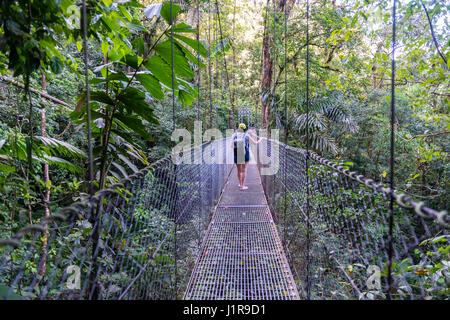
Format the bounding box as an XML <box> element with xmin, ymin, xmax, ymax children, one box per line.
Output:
<box><xmin>169</xmin><ymin>0</ymin><xmax>178</xmax><ymax>298</ymax></box>
<box><xmin>282</xmin><ymin>0</ymin><xmax>288</xmax><ymax>249</ymax></box>
<box><xmin>305</xmin><ymin>0</ymin><xmax>311</xmax><ymax>300</ymax></box>
<box><xmin>170</xmin><ymin>1</ymin><xmax>176</xmax><ymax>132</ymax></box>
<box><xmin>208</xmin><ymin>0</ymin><xmax>213</xmax><ymax>128</ymax></box>
<box><xmin>214</xmin><ymin>0</ymin><xmax>234</xmax><ymax>129</ymax></box>
<box><xmin>81</xmin><ymin>0</ymin><xmax>94</xmax><ymax>196</ymax></box>
<box><xmin>272</xmin><ymin>0</ymin><xmax>277</xmax><ymax>128</ymax></box>
<box><xmin>196</xmin><ymin>0</ymin><xmax>200</xmax><ymax>121</ymax></box>
<box><xmin>387</xmin><ymin>0</ymin><xmax>397</xmax><ymax>301</ymax></box>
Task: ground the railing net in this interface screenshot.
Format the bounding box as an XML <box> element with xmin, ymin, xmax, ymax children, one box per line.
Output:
<box><xmin>258</xmin><ymin>139</ymin><xmax>448</xmax><ymax>300</ymax></box>
<box><xmin>0</xmin><ymin>139</ymin><xmax>232</xmax><ymax>300</ymax></box>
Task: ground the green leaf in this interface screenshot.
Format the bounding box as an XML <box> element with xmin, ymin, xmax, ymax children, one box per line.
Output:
<box><xmin>211</xmin><ymin>38</ymin><xmax>231</xmax><ymax>57</ymax></box>
<box><xmin>154</xmin><ymin>40</ymin><xmax>194</xmax><ymax>78</ymax></box>
<box><xmin>90</xmin><ymin>72</ymin><xmax>130</xmax><ymax>85</ymax></box>
<box><xmin>132</xmin><ymin>37</ymin><xmax>145</xmax><ymax>56</ymax></box>
<box><xmin>101</xmin><ymin>16</ymin><xmax>120</xmax><ymax>32</ymax></box>
<box><xmin>117</xmin><ymin>87</ymin><xmax>159</xmax><ymax>125</ymax></box>
<box><xmin>178</xmin><ymin>89</ymin><xmax>196</xmax><ymax>107</ymax></box>
<box><xmin>125</xmin><ymin>20</ymin><xmax>147</xmax><ymax>33</ymax></box>
<box><xmin>90</xmin><ymin>91</ymin><xmax>115</xmax><ymax>105</ymax></box>
<box><xmin>118</xmin><ymin>153</ymin><xmax>138</xmax><ymax>173</ymax></box>
<box><xmin>44</xmin><ymin>156</ymin><xmax>83</xmax><ymax>173</ymax></box>
<box><xmin>0</xmin><ymin>163</ymin><xmax>16</xmax><ymax>174</ymax></box>
<box><xmin>118</xmin><ymin>5</ymin><xmax>132</xmax><ymax>22</ymax></box>
<box><xmin>124</xmin><ymin>54</ymin><xmax>142</xmax><ymax>69</ymax></box>
<box><xmin>420</xmin><ymin>235</ymin><xmax>449</xmax><ymax>246</ymax></box>
<box><xmin>135</xmin><ymin>73</ymin><xmax>164</xmax><ymax>99</ymax></box>
<box><xmin>173</xmin><ymin>34</ymin><xmax>207</xmax><ymax>57</ymax></box>
<box><xmin>50</xmin><ymin>56</ymin><xmax>62</xmax><ymax>74</ymax></box>
<box><xmin>101</xmin><ymin>40</ymin><xmax>109</xmax><ymax>57</ymax></box>
<box><xmin>172</xmin><ymin>22</ymin><xmax>198</xmax><ymax>33</ymax></box>
<box><xmin>114</xmin><ymin>114</ymin><xmax>152</xmax><ymax>140</ymax></box>
<box><xmin>160</xmin><ymin>2</ymin><xmax>181</xmax><ymax>25</ymax></box>
<box><xmin>144</xmin><ymin>55</ymin><xmax>174</xmax><ymax>88</ymax></box>
<box><xmin>175</xmin><ymin>39</ymin><xmax>206</xmax><ymax>68</ymax></box>
<box><xmin>36</xmin><ymin>136</ymin><xmax>87</xmax><ymax>158</ymax></box>
<box><xmin>107</xmin><ymin>71</ymin><xmax>129</xmax><ymax>82</ymax></box>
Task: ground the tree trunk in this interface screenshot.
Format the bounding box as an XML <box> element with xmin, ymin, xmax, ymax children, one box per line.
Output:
<box><xmin>260</xmin><ymin>0</ymin><xmax>295</xmax><ymax>130</ymax></box>
<box><xmin>261</xmin><ymin>4</ymin><xmax>273</xmax><ymax>130</ymax></box>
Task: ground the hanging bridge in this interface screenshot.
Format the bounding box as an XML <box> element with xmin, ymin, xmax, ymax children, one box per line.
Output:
<box><xmin>0</xmin><ymin>137</ymin><xmax>447</xmax><ymax>300</ymax></box>
<box><xmin>0</xmin><ymin>0</ymin><xmax>448</xmax><ymax>301</ymax></box>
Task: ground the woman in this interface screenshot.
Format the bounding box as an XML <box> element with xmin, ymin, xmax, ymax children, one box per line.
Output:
<box><xmin>230</xmin><ymin>123</ymin><xmax>261</xmax><ymax>190</ymax></box>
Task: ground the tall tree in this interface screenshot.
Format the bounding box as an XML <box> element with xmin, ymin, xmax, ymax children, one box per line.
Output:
<box><xmin>260</xmin><ymin>0</ymin><xmax>295</xmax><ymax>129</ymax></box>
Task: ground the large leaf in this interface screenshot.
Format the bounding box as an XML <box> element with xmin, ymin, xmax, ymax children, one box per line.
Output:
<box><xmin>124</xmin><ymin>54</ymin><xmax>143</xmax><ymax>69</ymax></box>
<box><xmin>144</xmin><ymin>55</ymin><xmax>174</xmax><ymax>88</ymax></box>
<box><xmin>111</xmin><ymin>161</ymin><xmax>128</xmax><ymax>178</ymax></box>
<box><xmin>178</xmin><ymin>89</ymin><xmax>196</xmax><ymax>108</ymax></box>
<box><xmin>172</xmin><ymin>22</ymin><xmax>198</xmax><ymax>33</ymax></box>
<box><xmin>211</xmin><ymin>38</ymin><xmax>231</xmax><ymax>57</ymax></box>
<box><xmin>50</xmin><ymin>56</ymin><xmax>62</xmax><ymax>74</ymax></box>
<box><xmin>90</xmin><ymin>91</ymin><xmax>115</xmax><ymax>105</ymax></box>
<box><xmin>154</xmin><ymin>40</ymin><xmax>194</xmax><ymax>78</ymax></box>
<box><xmin>160</xmin><ymin>2</ymin><xmax>181</xmax><ymax>25</ymax></box>
<box><xmin>173</xmin><ymin>34</ymin><xmax>207</xmax><ymax>58</ymax></box>
<box><xmin>44</xmin><ymin>156</ymin><xmax>83</xmax><ymax>173</ymax></box>
<box><xmin>90</xmin><ymin>71</ymin><xmax>130</xmax><ymax>85</ymax></box>
<box><xmin>175</xmin><ymin>39</ymin><xmax>206</xmax><ymax>68</ymax></box>
<box><xmin>135</xmin><ymin>73</ymin><xmax>164</xmax><ymax>99</ymax></box>
<box><xmin>117</xmin><ymin>87</ymin><xmax>159</xmax><ymax>125</ymax></box>
<box><xmin>117</xmin><ymin>153</ymin><xmax>138</xmax><ymax>173</ymax></box>
<box><xmin>35</xmin><ymin>136</ymin><xmax>87</xmax><ymax>158</ymax></box>
<box><xmin>114</xmin><ymin>114</ymin><xmax>153</xmax><ymax>141</ymax></box>
<box><xmin>132</xmin><ymin>37</ymin><xmax>145</xmax><ymax>55</ymax></box>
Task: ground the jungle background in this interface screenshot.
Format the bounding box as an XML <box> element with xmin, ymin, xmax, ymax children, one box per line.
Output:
<box><xmin>0</xmin><ymin>0</ymin><xmax>448</xmax><ymax>266</ymax></box>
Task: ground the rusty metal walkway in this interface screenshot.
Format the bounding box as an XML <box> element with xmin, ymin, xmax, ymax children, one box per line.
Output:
<box><xmin>184</xmin><ymin>164</ymin><xmax>300</xmax><ymax>300</ymax></box>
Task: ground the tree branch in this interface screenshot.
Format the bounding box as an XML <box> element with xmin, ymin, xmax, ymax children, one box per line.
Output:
<box><xmin>1</xmin><ymin>75</ymin><xmax>73</xmax><ymax>138</ymax></box>
<box><xmin>421</xmin><ymin>1</ymin><xmax>447</xmax><ymax>65</ymax></box>
<box><xmin>0</xmin><ymin>75</ymin><xmax>72</xmax><ymax>108</ymax></box>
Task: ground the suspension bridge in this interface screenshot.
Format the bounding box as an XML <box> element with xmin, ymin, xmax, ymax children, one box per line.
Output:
<box><xmin>0</xmin><ymin>0</ymin><xmax>448</xmax><ymax>301</ymax></box>
<box><xmin>0</xmin><ymin>137</ymin><xmax>447</xmax><ymax>300</ymax></box>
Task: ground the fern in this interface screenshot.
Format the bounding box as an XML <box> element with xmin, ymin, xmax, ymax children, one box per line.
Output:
<box><xmin>294</xmin><ymin>91</ymin><xmax>359</xmax><ymax>154</ymax></box>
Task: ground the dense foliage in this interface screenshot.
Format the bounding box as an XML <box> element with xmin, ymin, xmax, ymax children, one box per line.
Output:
<box><xmin>0</xmin><ymin>0</ymin><xmax>448</xmax><ymax>299</ymax></box>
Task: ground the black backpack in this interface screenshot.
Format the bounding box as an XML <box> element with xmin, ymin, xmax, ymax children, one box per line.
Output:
<box><xmin>233</xmin><ymin>132</ymin><xmax>249</xmax><ymax>153</ymax></box>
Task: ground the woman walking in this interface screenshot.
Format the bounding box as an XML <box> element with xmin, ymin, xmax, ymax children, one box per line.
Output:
<box><xmin>230</xmin><ymin>123</ymin><xmax>261</xmax><ymax>190</ymax></box>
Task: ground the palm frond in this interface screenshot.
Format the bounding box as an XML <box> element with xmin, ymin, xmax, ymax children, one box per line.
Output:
<box><xmin>44</xmin><ymin>156</ymin><xmax>84</xmax><ymax>174</ymax></box>
<box><xmin>35</xmin><ymin>136</ymin><xmax>87</xmax><ymax>158</ymax></box>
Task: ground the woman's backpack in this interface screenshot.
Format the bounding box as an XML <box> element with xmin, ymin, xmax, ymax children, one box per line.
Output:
<box><xmin>233</xmin><ymin>132</ymin><xmax>249</xmax><ymax>154</ymax></box>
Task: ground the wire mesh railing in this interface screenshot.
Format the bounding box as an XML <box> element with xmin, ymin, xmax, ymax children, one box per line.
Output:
<box><xmin>258</xmin><ymin>139</ymin><xmax>449</xmax><ymax>300</ymax></box>
<box><xmin>0</xmin><ymin>139</ymin><xmax>232</xmax><ymax>300</ymax></box>
<box><xmin>1</xmin><ymin>136</ymin><xmax>447</xmax><ymax>300</ymax></box>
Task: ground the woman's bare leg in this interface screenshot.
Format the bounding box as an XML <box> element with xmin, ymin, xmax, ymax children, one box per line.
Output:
<box><xmin>236</xmin><ymin>164</ymin><xmax>241</xmax><ymax>187</ymax></box>
<box><xmin>242</xmin><ymin>162</ymin><xmax>249</xmax><ymax>187</ymax></box>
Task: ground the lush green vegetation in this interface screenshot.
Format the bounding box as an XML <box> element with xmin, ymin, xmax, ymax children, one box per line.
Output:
<box><xmin>0</xmin><ymin>0</ymin><xmax>448</xmax><ymax>299</ymax></box>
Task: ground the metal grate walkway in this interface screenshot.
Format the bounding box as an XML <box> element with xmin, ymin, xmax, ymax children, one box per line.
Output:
<box><xmin>184</xmin><ymin>164</ymin><xmax>300</xmax><ymax>300</ymax></box>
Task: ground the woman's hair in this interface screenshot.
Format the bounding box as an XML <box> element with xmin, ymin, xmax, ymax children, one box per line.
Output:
<box><xmin>238</xmin><ymin>123</ymin><xmax>247</xmax><ymax>131</ymax></box>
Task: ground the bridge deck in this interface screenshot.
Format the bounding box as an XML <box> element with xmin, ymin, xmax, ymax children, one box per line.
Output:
<box><xmin>184</xmin><ymin>164</ymin><xmax>299</xmax><ymax>300</ymax></box>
